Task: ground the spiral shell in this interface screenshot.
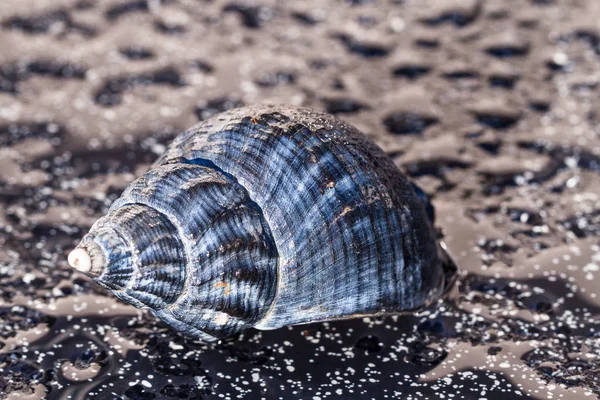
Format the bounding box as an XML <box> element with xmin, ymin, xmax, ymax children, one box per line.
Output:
<box><xmin>69</xmin><ymin>105</ymin><xmax>457</xmax><ymax>341</ymax></box>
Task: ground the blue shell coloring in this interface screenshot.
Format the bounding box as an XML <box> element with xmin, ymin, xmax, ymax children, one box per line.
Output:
<box><xmin>73</xmin><ymin>105</ymin><xmax>457</xmax><ymax>341</ymax></box>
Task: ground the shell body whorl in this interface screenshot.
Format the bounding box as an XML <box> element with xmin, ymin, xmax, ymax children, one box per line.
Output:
<box><xmin>71</xmin><ymin>105</ymin><xmax>456</xmax><ymax>341</ymax></box>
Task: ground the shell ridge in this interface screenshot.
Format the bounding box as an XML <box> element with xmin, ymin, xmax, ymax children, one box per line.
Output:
<box><xmin>165</xmin><ymin>156</ymin><xmax>283</xmax><ymax>329</ymax></box>
<box><xmin>91</xmin><ymin>205</ymin><xmax>182</xmax><ymax>309</ymax></box>
<box><xmin>109</xmin><ymin>201</ymin><xmax>243</xmax><ymax>336</ymax></box>
<box><xmin>181</xmin><ymin>202</ymin><xmax>253</xmax><ymax>258</ymax></box>
<box><xmin>258</xmin><ymin>115</ymin><xmax>395</xmax><ymax>323</ymax></box>
<box><xmin>329</xmin><ymin>123</ymin><xmax>443</xmax><ymax>309</ymax></box>
<box><xmin>117</xmin><ymin>204</ymin><xmax>188</xmax><ymax>307</ymax></box>
<box><xmin>184</xmin><ymin>124</ymin><xmax>305</xmax><ymax>327</ymax></box>
<box><xmin>334</xmin><ymin>138</ymin><xmax>407</xmax><ymax>309</ymax></box>
<box><xmin>104</xmin><ymin>202</ymin><xmax>191</xmax><ymax>310</ymax></box>
<box><xmin>228</xmin><ymin>122</ymin><xmax>331</xmax><ymax>319</ymax></box>
<box><xmin>92</xmin><ymin>227</ymin><xmax>135</xmax><ymax>291</ymax></box>
<box><xmin>263</xmin><ymin>121</ymin><xmax>400</xmax><ymax>324</ymax></box>
<box><xmin>110</xmin><ymin>165</ymin><xmax>245</xmax><ymax>310</ymax></box>
<box><xmin>95</xmin><ymin>207</ymin><xmax>144</xmax><ymax>291</ymax></box>
<box><xmin>251</xmin><ymin>123</ymin><xmax>310</xmax><ymax>201</ymax></box>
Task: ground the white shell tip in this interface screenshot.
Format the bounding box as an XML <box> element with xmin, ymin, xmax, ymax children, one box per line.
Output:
<box><xmin>68</xmin><ymin>248</ymin><xmax>92</xmax><ymax>273</ymax></box>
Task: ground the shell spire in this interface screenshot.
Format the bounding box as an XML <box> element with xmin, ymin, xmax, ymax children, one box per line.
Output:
<box><xmin>70</xmin><ymin>162</ymin><xmax>279</xmax><ymax>341</ymax></box>
<box><xmin>68</xmin><ymin>204</ymin><xmax>189</xmax><ymax>310</ymax></box>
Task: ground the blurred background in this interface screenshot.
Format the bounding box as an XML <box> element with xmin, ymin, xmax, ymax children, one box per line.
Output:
<box><xmin>0</xmin><ymin>0</ymin><xmax>599</xmax><ymax>399</ymax></box>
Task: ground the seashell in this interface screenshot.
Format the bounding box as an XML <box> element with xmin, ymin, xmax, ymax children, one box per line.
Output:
<box><xmin>68</xmin><ymin>105</ymin><xmax>457</xmax><ymax>341</ymax></box>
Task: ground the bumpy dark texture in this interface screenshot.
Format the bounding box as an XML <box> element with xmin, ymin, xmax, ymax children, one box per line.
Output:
<box><xmin>1</xmin><ymin>0</ymin><xmax>600</xmax><ymax>399</ymax></box>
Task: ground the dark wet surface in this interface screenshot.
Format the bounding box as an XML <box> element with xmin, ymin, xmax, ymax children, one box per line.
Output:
<box><xmin>1</xmin><ymin>0</ymin><xmax>599</xmax><ymax>399</ymax></box>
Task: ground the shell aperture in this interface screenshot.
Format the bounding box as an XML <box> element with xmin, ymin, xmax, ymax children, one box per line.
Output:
<box><xmin>69</xmin><ymin>105</ymin><xmax>457</xmax><ymax>341</ymax></box>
